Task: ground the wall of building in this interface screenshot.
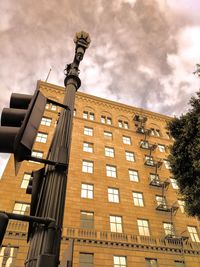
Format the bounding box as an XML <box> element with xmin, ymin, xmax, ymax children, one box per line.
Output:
<box><xmin>0</xmin><ymin>81</ymin><xmax>200</xmax><ymax>266</ymax></box>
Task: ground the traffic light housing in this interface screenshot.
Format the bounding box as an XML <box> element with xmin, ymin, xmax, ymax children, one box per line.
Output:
<box><xmin>26</xmin><ymin>168</ymin><xmax>45</xmax><ymax>241</ymax></box>
<box><xmin>0</xmin><ymin>213</ymin><xmax>9</xmax><ymax>246</ymax></box>
<box><xmin>0</xmin><ymin>90</ymin><xmax>47</xmax><ymax>172</ymax></box>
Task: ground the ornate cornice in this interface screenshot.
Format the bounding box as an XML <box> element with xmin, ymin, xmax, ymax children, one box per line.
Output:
<box><xmin>38</xmin><ymin>81</ymin><xmax>172</xmax><ymax>123</ymax></box>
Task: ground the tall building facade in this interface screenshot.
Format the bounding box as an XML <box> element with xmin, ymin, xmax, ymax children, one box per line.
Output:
<box><xmin>0</xmin><ymin>81</ymin><xmax>200</xmax><ymax>267</ymax></box>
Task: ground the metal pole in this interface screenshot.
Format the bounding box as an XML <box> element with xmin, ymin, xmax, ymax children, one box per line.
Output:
<box><xmin>25</xmin><ymin>31</ymin><xmax>91</xmax><ymax>267</ymax></box>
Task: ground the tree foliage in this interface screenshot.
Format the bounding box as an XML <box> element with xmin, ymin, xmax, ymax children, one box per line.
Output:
<box><xmin>168</xmin><ymin>91</ymin><xmax>200</xmax><ymax>218</ymax></box>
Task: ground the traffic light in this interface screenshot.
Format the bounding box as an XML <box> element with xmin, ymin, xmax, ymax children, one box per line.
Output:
<box><xmin>0</xmin><ymin>213</ymin><xmax>9</xmax><ymax>246</ymax></box>
<box><xmin>26</xmin><ymin>168</ymin><xmax>45</xmax><ymax>241</ymax></box>
<box><xmin>0</xmin><ymin>90</ymin><xmax>47</xmax><ymax>172</ymax></box>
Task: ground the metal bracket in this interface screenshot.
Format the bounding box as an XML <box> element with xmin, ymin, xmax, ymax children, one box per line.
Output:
<box><xmin>0</xmin><ymin>211</ymin><xmax>55</xmax><ymax>226</ymax></box>
<box><xmin>47</xmin><ymin>98</ymin><xmax>70</xmax><ymax>111</ymax></box>
<box><xmin>25</xmin><ymin>156</ymin><xmax>67</xmax><ymax>169</ymax></box>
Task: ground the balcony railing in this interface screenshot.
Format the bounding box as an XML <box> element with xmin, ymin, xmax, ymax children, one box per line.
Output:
<box><xmin>62</xmin><ymin>227</ymin><xmax>200</xmax><ymax>251</ymax></box>
<box><xmin>156</xmin><ymin>203</ymin><xmax>171</xmax><ymax>212</ymax></box>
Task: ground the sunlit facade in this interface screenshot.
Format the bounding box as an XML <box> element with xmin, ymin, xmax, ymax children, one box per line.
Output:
<box><xmin>0</xmin><ymin>81</ymin><xmax>200</xmax><ymax>267</ymax></box>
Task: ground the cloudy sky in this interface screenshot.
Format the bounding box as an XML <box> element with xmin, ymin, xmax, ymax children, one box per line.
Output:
<box><xmin>0</xmin><ymin>0</ymin><xmax>200</xmax><ymax>176</ymax></box>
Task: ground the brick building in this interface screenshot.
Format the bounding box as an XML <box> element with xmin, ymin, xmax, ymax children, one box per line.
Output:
<box><xmin>0</xmin><ymin>81</ymin><xmax>200</xmax><ymax>267</ymax></box>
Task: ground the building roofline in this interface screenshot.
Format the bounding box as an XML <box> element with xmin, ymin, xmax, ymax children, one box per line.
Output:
<box><xmin>38</xmin><ymin>80</ymin><xmax>172</xmax><ymax>121</ymax></box>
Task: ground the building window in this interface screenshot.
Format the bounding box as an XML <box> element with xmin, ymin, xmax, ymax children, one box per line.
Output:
<box><xmin>0</xmin><ymin>246</ymin><xmax>18</xmax><ymax>267</ymax></box>
<box><xmin>163</xmin><ymin>159</ymin><xmax>171</xmax><ymax>169</ymax></box>
<box><xmin>150</xmin><ymin>128</ymin><xmax>160</xmax><ymax>137</ymax></box>
<box><xmin>174</xmin><ymin>261</ymin><xmax>185</xmax><ymax>267</ymax></box>
<box><xmin>150</xmin><ymin>173</ymin><xmax>160</xmax><ymax>184</ymax></box>
<box><xmin>166</xmin><ymin>131</ymin><xmax>173</xmax><ymax>139</ymax></box>
<box><xmin>187</xmin><ymin>226</ymin><xmax>200</xmax><ymax>242</ymax></box>
<box><xmin>137</xmin><ymin>219</ymin><xmax>150</xmax><ymax>236</ymax></box>
<box><xmin>105</xmin><ymin>147</ymin><xmax>114</xmax><ymax>157</ymax></box>
<box><xmin>83</xmin><ymin>111</ymin><xmax>94</xmax><ymax>120</ymax></box>
<box><xmin>83</xmin><ymin>142</ymin><xmax>93</xmax><ymax>153</ymax></box>
<box><xmin>41</xmin><ymin>117</ymin><xmax>52</xmax><ymax>126</ymax></box>
<box><xmin>178</xmin><ymin>200</ymin><xmax>185</xmax><ymax>213</ymax></box>
<box><xmin>145</xmin><ymin>155</ymin><xmax>154</xmax><ymax>166</ymax></box>
<box><xmin>89</xmin><ymin>112</ymin><xmax>95</xmax><ymax>120</ymax></box>
<box><xmin>156</xmin><ymin>195</ymin><xmax>167</xmax><ymax>208</ymax></box>
<box><xmin>83</xmin><ymin>111</ymin><xmax>88</xmax><ymax>119</ymax></box>
<box><xmin>118</xmin><ymin>120</ymin><xmax>123</xmax><ymax>128</ymax></box>
<box><xmin>73</xmin><ymin>108</ymin><xmax>76</xmax><ymax>116</ymax></box>
<box><xmin>125</xmin><ymin>151</ymin><xmax>135</xmax><ymax>162</ymax></box>
<box><xmin>106</xmin><ymin>165</ymin><xmax>117</xmax><ymax>178</ymax></box>
<box><xmin>82</xmin><ymin>161</ymin><xmax>93</xmax><ymax>173</ymax></box>
<box><xmin>101</xmin><ymin>116</ymin><xmax>106</xmax><ymax>123</ymax></box>
<box><xmin>79</xmin><ymin>253</ymin><xmax>93</xmax><ymax>267</ymax></box>
<box><xmin>158</xmin><ymin>144</ymin><xmax>165</xmax><ymax>152</ymax></box>
<box><xmin>124</xmin><ymin>122</ymin><xmax>129</xmax><ymax>129</ymax></box>
<box><xmin>51</xmin><ymin>104</ymin><xmax>57</xmax><ymax>111</ymax></box>
<box><xmin>35</xmin><ymin>132</ymin><xmax>48</xmax><ymax>143</ymax></box>
<box><xmin>45</xmin><ymin>103</ymin><xmax>50</xmax><ymax>109</ymax></box>
<box><xmin>145</xmin><ymin>258</ymin><xmax>158</xmax><ymax>267</ymax></box>
<box><xmin>118</xmin><ymin>120</ymin><xmax>129</xmax><ymax>129</ymax></box>
<box><xmin>104</xmin><ymin>131</ymin><xmax>112</xmax><ymax>138</ymax></box>
<box><xmin>113</xmin><ymin>256</ymin><xmax>127</xmax><ymax>267</ymax></box>
<box><xmin>13</xmin><ymin>202</ymin><xmax>30</xmax><ymax>215</ymax></box>
<box><xmin>46</xmin><ymin>103</ymin><xmax>57</xmax><ymax>111</ymax></box>
<box><xmin>81</xmin><ymin>183</ymin><xmax>93</xmax><ymax>199</ymax></box>
<box><xmin>101</xmin><ymin>116</ymin><xmax>112</xmax><ymax>125</ymax></box>
<box><xmin>122</xmin><ymin>136</ymin><xmax>131</xmax><ymax>145</ymax></box>
<box><xmin>163</xmin><ymin>222</ymin><xmax>175</xmax><ymax>237</ymax></box>
<box><xmin>129</xmin><ymin>169</ymin><xmax>139</xmax><ymax>182</ymax></box>
<box><xmin>107</xmin><ymin>117</ymin><xmax>112</xmax><ymax>125</ymax></box>
<box><xmin>170</xmin><ymin>178</ymin><xmax>179</xmax><ymax>189</ymax></box>
<box><xmin>31</xmin><ymin>150</ymin><xmax>43</xmax><ymax>159</ymax></box>
<box><xmin>133</xmin><ymin>192</ymin><xmax>144</xmax><ymax>207</ymax></box>
<box><xmin>140</xmin><ymin>140</ymin><xmax>149</xmax><ymax>149</ymax></box>
<box><xmin>108</xmin><ymin>188</ymin><xmax>119</xmax><ymax>203</ymax></box>
<box><xmin>84</xmin><ymin>127</ymin><xmax>93</xmax><ymax>136</ymax></box>
<box><xmin>80</xmin><ymin>211</ymin><xmax>94</xmax><ymax>229</ymax></box>
<box><xmin>110</xmin><ymin>216</ymin><xmax>123</xmax><ymax>233</ymax></box>
<box><xmin>21</xmin><ymin>172</ymin><xmax>31</xmax><ymax>189</ymax></box>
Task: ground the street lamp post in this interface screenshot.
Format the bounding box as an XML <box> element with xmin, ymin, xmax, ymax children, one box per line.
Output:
<box><xmin>25</xmin><ymin>31</ymin><xmax>91</xmax><ymax>267</ymax></box>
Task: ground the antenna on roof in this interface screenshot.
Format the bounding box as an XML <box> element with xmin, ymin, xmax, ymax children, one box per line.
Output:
<box><xmin>45</xmin><ymin>68</ymin><xmax>52</xmax><ymax>82</ymax></box>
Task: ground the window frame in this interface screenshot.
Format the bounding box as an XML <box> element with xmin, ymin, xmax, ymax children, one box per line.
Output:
<box><xmin>133</xmin><ymin>192</ymin><xmax>144</xmax><ymax>207</ymax></box>
<box><xmin>108</xmin><ymin>188</ymin><xmax>120</xmax><ymax>203</ymax></box>
<box><xmin>81</xmin><ymin>183</ymin><xmax>94</xmax><ymax>199</ymax></box>
<box><xmin>158</xmin><ymin>144</ymin><xmax>165</xmax><ymax>152</ymax></box>
<box><xmin>41</xmin><ymin>117</ymin><xmax>52</xmax><ymax>126</ymax></box>
<box><xmin>83</xmin><ymin>142</ymin><xmax>93</xmax><ymax>153</ymax></box>
<box><xmin>145</xmin><ymin>258</ymin><xmax>158</xmax><ymax>267</ymax></box>
<box><xmin>82</xmin><ymin>160</ymin><xmax>93</xmax><ymax>173</ymax></box>
<box><xmin>163</xmin><ymin>222</ymin><xmax>175</xmax><ymax>237</ymax></box>
<box><xmin>21</xmin><ymin>172</ymin><xmax>31</xmax><ymax>189</ymax></box>
<box><xmin>105</xmin><ymin>146</ymin><xmax>115</xmax><ymax>158</ymax></box>
<box><xmin>80</xmin><ymin>211</ymin><xmax>94</xmax><ymax>229</ymax></box>
<box><xmin>13</xmin><ymin>202</ymin><xmax>30</xmax><ymax>215</ymax></box>
<box><xmin>137</xmin><ymin>219</ymin><xmax>150</xmax><ymax>236</ymax></box>
<box><xmin>122</xmin><ymin>135</ymin><xmax>131</xmax><ymax>145</ymax></box>
<box><xmin>79</xmin><ymin>253</ymin><xmax>94</xmax><ymax>267</ymax></box>
<box><xmin>113</xmin><ymin>255</ymin><xmax>127</xmax><ymax>267</ymax></box>
<box><xmin>125</xmin><ymin>151</ymin><xmax>135</xmax><ymax>162</ymax></box>
<box><xmin>35</xmin><ymin>132</ymin><xmax>48</xmax><ymax>143</ymax></box>
<box><xmin>170</xmin><ymin>178</ymin><xmax>179</xmax><ymax>189</ymax></box>
<box><xmin>110</xmin><ymin>215</ymin><xmax>123</xmax><ymax>233</ymax></box>
<box><xmin>84</xmin><ymin>127</ymin><xmax>93</xmax><ymax>136</ymax></box>
<box><xmin>187</xmin><ymin>226</ymin><xmax>200</xmax><ymax>242</ymax></box>
<box><xmin>106</xmin><ymin>165</ymin><xmax>117</xmax><ymax>178</ymax></box>
<box><xmin>128</xmin><ymin>169</ymin><xmax>139</xmax><ymax>182</ymax></box>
